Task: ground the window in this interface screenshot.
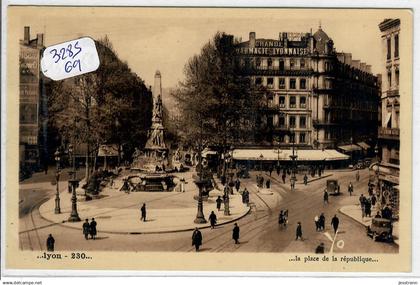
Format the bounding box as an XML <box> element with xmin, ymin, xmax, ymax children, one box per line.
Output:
<box><xmin>279</xmin><ymin>116</ymin><xmax>285</xmax><ymax>127</ymax></box>
<box><xmin>267</xmin><ymin>77</ymin><xmax>274</xmax><ymax>88</ymax></box>
<box><xmin>300</xmin><ymin>59</ymin><xmax>306</xmax><ymax>69</ymax></box>
<box><xmin>394</xmin><ymin>34</ymin><xmax>399</xmax><ymax>58</ymax></box>
<box><xmin>279</xmin><ymin>96</ymin><xmax>285</xmax><ymax>108</ymax></box>
<box><xmin>387</xmin><ymin>72</ymin><xmax>392</xmax><ymax>89</ymax></box>
<box><xmin>289</xmin><ymin>116</ymin><xmax>296</xmax><ymax>128</ymax></box>
<box><xmin>300</xmin><ymin>96</ymin><xmax>306</xmax><ymax>108</ymax></box>
<box><xmin>289</xmin><ymin>133</ymin><xmax>296</xmax><ymax>143</ymax></box>
<box><xmin>299</xmin><ymin>133</ymin><xmax>306</xmax><ymax>143</ymax></box>
<box><xmin>290</xmin><ymin>96</ymin><xmax>296</xmax><ymax>108</ymax></box>
<box><xmin>244</xmin><ymin>58</ymin><xmax>251</xmax><ymax>68</ymax></box>
<box><xmin>300</xmin><ymin>78</ymin><xmax>307</xmax><ymax>90</ymax></box>
<box><xmin>299</xmin><ymin>116</ymin><xmax>306</xmax><ymax>128</ymax></box>
<box><xmin>395</xmin><ymin>69</ymin><xmax>399</xmax><ymax>86</ymax></box>
<box><xmin>387</xmin><ymin>38</ymin><xmax>391</xmax><ymax>60</ymax></box>
<box><xmin>255</xmin><ymin>77</ymin><xmax>262</xmax><ymax>86</ymax></box>
<box><xmin>256</xmin><ymin>58</ymin><xmax>261</xmax><ymax>68</ymax></box>
<box><xmin>279</xmin><ymin>78</ymin><xmax>286</xmax><ymax>89</ymax></box>
<box><xmin>290</xmin><ymin>78</ymin><xmax>296</xmax><ymax>89</ymax></box>
<box><xmin>279</xmin><ymin>60</ymin><xmax>285</xmax><ymax>70</ymax></box>
<box><xmin>290</xmin><ymin>59</ymin><xmax>295</xmax><ymax>69</ymax></box>
<box><xmin>267</xmin><ymin>58</ymin><xmax>273</xmax><ymax>68</ymax></box>
<box><xmin>278</xmin><ymin>135</ymin><xmax>285</xmax><ymax>143</ymax></box>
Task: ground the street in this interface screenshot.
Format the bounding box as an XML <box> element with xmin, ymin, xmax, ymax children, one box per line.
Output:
<box><xmin>19</xmin><ymin>168</ymin><xmax>398</xmax><ymax>253</ymax></box>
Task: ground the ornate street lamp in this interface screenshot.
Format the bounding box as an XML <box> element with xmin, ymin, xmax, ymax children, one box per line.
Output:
<box><xmin>68</xmin><ymin>144</ymin><xmax>81</xmax><ymax>222</ymax></box>
<box><xmin>54</xmin><ymin>148</ymin><xmax>62</xmax><ymax>214</ymax></box>
<box><xmin>194</xmin><ymin>120</ymin><xmax>207</xmax><ymax>224</ymax></box>
<box><xmin>374</xmin><ymin>144</ymin><xmax>382</xmax><ymax>207</ymax></box>
<box><xmin>289</xmin><ymin>131</ymin><xmax>297</xmax><ymax>191</ymax></box>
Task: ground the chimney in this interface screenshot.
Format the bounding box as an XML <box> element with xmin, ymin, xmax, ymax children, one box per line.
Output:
<box><xmin>249</xmin><ymin>32</ymin><xmax>256</xmax><ymax>48</ymax></box>
<box><xmin>24</xmin><ymin>26</ymin><xmax>30</xmax><ymax>44</ymax></box>
<box><xmin>37</xmin><ymin>33</ymin><xmax>44</xmax><ymax>47</ymax></box>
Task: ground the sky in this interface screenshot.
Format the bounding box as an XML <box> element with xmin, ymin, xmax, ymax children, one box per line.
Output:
<box><xmin>12</xmin><ymin>7</ymin><xmax>394</xmax><ymax>88</ymax></box>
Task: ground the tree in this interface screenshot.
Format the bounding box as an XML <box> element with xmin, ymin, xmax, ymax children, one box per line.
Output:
<box><xmin>173</xmin><ymin>32</ymin><xmax>267</xmax><ymax>153</ymax></box>
<box><xmin>48</xmin><ymin>37</ymin><xmax>152</xmax><ymax>183</ymax></box>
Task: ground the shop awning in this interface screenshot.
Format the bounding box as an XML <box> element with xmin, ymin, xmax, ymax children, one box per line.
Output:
<box><xmin>98</xmin><ymin>144</ymin><xmax>119</xmax><ymax>157</ymax></box>
<box><xmin>337</xmin><ymin>144</ymin><xmax>362</xmax><ymax>152</ymax></box>
<box><xmin>357</xmin><ymin>142</ymin><xmax>371</xmax><ymax>150</ymax></box>
<box><xmin>232</xmin><ymin>149</ymin><xmax>349</xmax><ymax>161</ymax></box>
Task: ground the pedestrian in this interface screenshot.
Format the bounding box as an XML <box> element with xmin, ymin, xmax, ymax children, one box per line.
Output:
<box><xmin>235</xmin><ymin>178</ymin><xmax>240</xmax><ymax>192</ymax></box>
<box><xmin>82</xmin><ymin>219</ymin><xmax>90</xmax><ymax>240</ymax></box>
<box><xmin>282</xmin><ymin>173</ymin><xmax>286</xmax><ymax>184</ymax></box>
<box><xmin>140</xmin><ymin>203</ymin><xmax>147</xmax><ymax>221</ymax></box>
<box><xmin>348</xmin><ymin>182</ymin><xmax>353</xmax><ymax>196</ymax></box>
<box><xmin>303</xmin><ymin>174</ymin><xmax>308</xmax><ymax>186</ymax></box>
<box><xmin>359</xmin><ymin>194</ymin><xmax>366</xmax><ymax>218</ymax></box>
<box><xmin>314</xmin><ymin>215</ymin><xmax>320</xmax><ymax>231</ymax></box>
<box><xmin>244</xmin><ymin>189</ymin><xmax>250</xmax><ymax>205</ymax></box>
<box><xmin>180</xmin><ymin>177</ymin><xmax>185</xmax><ymax>192</ymax></box>
<box><xmin>192</xmin><ymin>227</ymin><xmax>202</xmax><ymax>252</ymax></box>
<box><xmin>278</xmin><ymin>210</ymin><xmax>284</xmax><ymax>226</ymax></box>
<box><xmin>46</xmin><ymin>234</ymin><xmax>55</xmax><ymax>251</ymax></box>
<box><xmin>315</xmin><ymin>242</ymin><xmax>325</xmax><ymax>254</ymax></box>
<box><xmin>232</xmin><ymin>223</ymin><xmax>240</xmax><ymax>244</ymax></box>
<box><xmin>331</xmin><ymin>214</ymin><xmax>339</xmax><ymax>234</ymax></box>
<box><xmin>209</xmin><ymin>211</ymin><xmax>217</xmax><ymax>229</ymax></box>
<box><xmin>216</xmin><ymin>195</ymin><xmax>223</xmax><ymax>210</ymax></box>
<box><xmin>296</xmin><ymin>222</ymin><xmax>303</xmax><ymax>240</ymax></box>
<box><xmin>319</xmin><ymin>213</ymin><xmax>325</xmax><ymax>231</ymax></box>
<box><xmin>266</xmin><ymin>179</ymin><xmax>271</xmax><ymax>189</ymax></box>
<box><xmin>260</xmin><ymin>176</ymin><xmax>264</xmax><ymax>188</ymax></box>
<box><xmin>375</xmin><ymin>211</ymin><xmax>382</xmax><ymax>218</ymax></box>
<box><xmin>371</xmin><ymin>195</ymin><xmax>377</xmax><ymax>207</ymax></box>
<box><xmin>89</xmin><ymin>218</ymin><xmax>97</xmax><ymax>240</ymax></box>
<box><xmin>276</xmin><ymin>166</ymin><xmax>280</xmax><ymax>176</ymax></box>
<box><xmin>269</xmin><ymin>166</ymin><xmax>273</xmax><ymax>177</ymax></box>
<box><xmin>365</xmin><ymin>199</ymin><xmax>372</xmax><ymax>217</ymax></box>
<box><xmin>356</xmin><ymin>170</ymin><xmax>360</xmax><ymax>182</ymax></box>
<box><xmin>323</xmin><ymin>190</ymin><xmax>329</xmax><ymax>205</ymax></box>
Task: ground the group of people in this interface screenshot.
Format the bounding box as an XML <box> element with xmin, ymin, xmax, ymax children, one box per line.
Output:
<box><xmin>313</xmin><ymin>213</ymin><xmax>326</xmax><ymax>232</ymax></box>
<box><xmin>359</xmin><ymin>194</ymin><xmax>374</xmax><ymax>218</ymax></box>
<box><xmin>278</xmin><ymin>209</ymin><xmax>289</xmax><ymax>227</ymax></box>
<box><xmin>82</xmin><ymin>218</ymin><xmax>98</xmax><ymax>240</ymax></box>
<box><xmin>191</xmin><ymin>223</ymin><xmax>240</xmax><ymax>252</ymax></box>
<box><xmin>241</xmin><ymin>188</ymin><xmax>250</xmax><ymax>205</ymax></box>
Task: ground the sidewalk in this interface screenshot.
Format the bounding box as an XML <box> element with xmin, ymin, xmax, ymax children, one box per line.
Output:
<box><xmin>38</xmin><ymin>172</ymin><xmax>250</xmax><ymax>234</ymax></box>
<box><xmin>339</xmin><ymin>204</ymin><xmax>399</xmax><ymax>245</ymax></box>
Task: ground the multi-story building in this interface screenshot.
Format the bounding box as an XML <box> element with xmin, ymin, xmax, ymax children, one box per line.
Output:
<box><xmin>19</xmin><ymin>26</ymin><xmax>47</xmax><ymax>170</ymax></box>
<box><xmin>378</xmin><ymin>19</ymin><xmax>400</xmax><ymax>218</ymax></box>
<box><xmin>235</xmin><ymin>27</ymin><xmax>379</xmax><ymax>155</ymax></box>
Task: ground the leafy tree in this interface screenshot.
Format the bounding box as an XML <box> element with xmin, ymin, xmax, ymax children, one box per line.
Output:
<box><xmin>173</xmin><ymin>32</ymin><xmax>267</xmax><ymax>154</ymax></box>
<box><xmin>48</xmin><ymin>37</ymin><xmax>152</xmax><ymax>182</ymax></box>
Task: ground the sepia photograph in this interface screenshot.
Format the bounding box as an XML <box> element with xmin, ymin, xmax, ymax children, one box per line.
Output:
<box><xmin>4</xmin><ymin>6</ymin><xmax>413</xmax><ymax>272</ymax></box>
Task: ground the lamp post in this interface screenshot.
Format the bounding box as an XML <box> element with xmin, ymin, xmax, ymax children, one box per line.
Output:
<box><xmin>374</xmin><ymin>144</ymin><xmax>382</xmax><ymax>207</ymax></box>
<box><xmin>115</xmin><ymin>116</ymin><xmax>121</xmax><ymax>167</ymax></box>
<box><xmin>68</xmin><ymin>144</ymin><xmax>81</xmax><ymax>222</ymax></box>
<box><xmin>259</xmin><ymin>153</ymin><xmax>264</xmax><ymax>175</ymax></box>
<box><xmin>54</xmin><ymin>149</ymin><xmax>62</xmax><ymax>214</ymax></box>
<box><xmin>290</xmin><ymin>131</ymin><xmax>297</xmax><ymax>191</ymax></box>
<box><xmin>194</xmin><ymin>121</ymin><xmax>207</xmax><ymax>224</ymax></box>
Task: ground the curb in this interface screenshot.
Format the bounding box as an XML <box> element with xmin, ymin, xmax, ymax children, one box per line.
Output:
<box><xmin>338</xmin><ymin>206</ymin><xmax>399</xmax><ymax>246</ymax></box>
<box><xmin>38</xmin><ymin>202</ymin><xmax>252</xmax><ymax>235</ymax></box>
<box><xmin>296</xmin><ymin>173</ymin><xmax>333</xmax><ymax>185</ymax></box>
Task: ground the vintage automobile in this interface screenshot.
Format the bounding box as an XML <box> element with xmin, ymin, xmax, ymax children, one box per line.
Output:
<box><xmin>326</xmin><ymin>179</ymin><xmax>341</xmax><ymax>195</ymax></box>
<box><xmin>367</xmin><ymin>218</ymin><xmax>393</xmax><ymax>242</ymax></box>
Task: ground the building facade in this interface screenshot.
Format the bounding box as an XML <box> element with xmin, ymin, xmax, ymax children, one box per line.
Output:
<box><xmin>19</xmin><ymin>26</ymin><xmax>47</xmax><ymax>170</ymax></box>
<box><xmin>378</xmin><ymin>19</ymin><xmax>400</xmax><ymax>218</ymax></box>
<box><xmin>235</xmin><ymin>27</ymin><xmax>379</xmax><ymax>154</ymax></box>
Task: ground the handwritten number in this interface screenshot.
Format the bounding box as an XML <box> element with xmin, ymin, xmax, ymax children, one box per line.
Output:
<box><xmin>73</xmin><ymin>41</ymin><xmax>82</xmax><ymax>59</ymax></box>
<box><xmin>67</xmin><ymin>44</ymin><xmax>74</xmax><ymax>58</ymax></box>
<box><xmin>60</xmin><ymin>48</ymin><xmax>67</xmax><ymax>60</ymax></box>
<box><xmin>49</xmin><ymin>49</ymin><xmax>60</xmax><ymax>63</ymax></box>
<box><xmin>65</xmin><ymin>60</ymin><xmax>82</xmax><ymax>73</ymax></box>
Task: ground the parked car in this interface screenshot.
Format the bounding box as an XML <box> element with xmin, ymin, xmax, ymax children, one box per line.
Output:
<box><xmin>326</xmin><ymin>179</ymin><xmax>340</xmax><ymax>195</ymax></box>
<box><xmin>367</xmin><ymin>218</ymin><xmax>393</xmax><ymax>242</ymax></box>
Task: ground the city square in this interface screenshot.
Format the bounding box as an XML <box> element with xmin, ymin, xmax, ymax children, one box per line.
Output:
<box><xmin>17</xmin><ymin>11</ymin><xmax>401</xmax><ymax>256</ymax></box>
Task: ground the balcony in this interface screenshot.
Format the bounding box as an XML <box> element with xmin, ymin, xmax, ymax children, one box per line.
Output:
<box><xmin>378</xmin><ymin>127</ymin><xmax>399</xmax><ymax>140</ymax></box>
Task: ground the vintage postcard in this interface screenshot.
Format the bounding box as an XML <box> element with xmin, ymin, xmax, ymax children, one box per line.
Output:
<box><xmin>3</xmin><ymin>7</ymin><xmax>412</xmax><ymax>273</ymax></box>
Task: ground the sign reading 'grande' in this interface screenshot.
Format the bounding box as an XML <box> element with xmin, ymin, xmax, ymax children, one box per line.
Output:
<box><xmin>236</xmin><ymin>47</ymin><xmax>309</xmax><ymax>56</ymax></box>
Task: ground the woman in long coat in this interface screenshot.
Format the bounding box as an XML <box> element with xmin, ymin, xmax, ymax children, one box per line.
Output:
<box><xmin>232</xmin><ymin>223</ymin><xmax>240</xmax><ymax>244</ymax></box>
<box><xmin>192</xmin><ymin>228</ymin><xmax>202</xmax><ymax>252</ymax></box>
<box><xmin>296</xmin><ymin>222</ymin><xmax>303</xmax><ymax>240</ymax></box>
<box><xmin>90</xmin><ymin>218</ymin><xmax>97</xmax><ymax>240</ymax></box>
<box><xmin>82</xmin><ymin>219</ymin><xmax>90</xmax><ymax>240</ymax></box>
